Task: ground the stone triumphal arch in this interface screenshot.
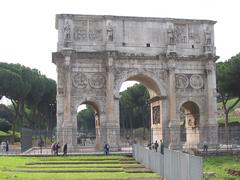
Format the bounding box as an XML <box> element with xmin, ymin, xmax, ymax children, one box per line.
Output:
<box><xmin>52</xmin><ymin>14</ymin><xmax>218</xmax><ymax>151</ymax></box>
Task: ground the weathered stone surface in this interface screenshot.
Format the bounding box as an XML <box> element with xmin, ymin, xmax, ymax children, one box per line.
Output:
<box><xmin>52</xmin><ymin>14</ymin><xmax>218</xmax><ymax>150</ymax></box>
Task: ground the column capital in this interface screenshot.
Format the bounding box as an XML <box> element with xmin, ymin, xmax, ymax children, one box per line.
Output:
<box><xmin>205</xmin><ymin>60</ymin><xmax>216</xmax><ymax>74</ymax></box>
<box><xmin>167</xmin><ymin>59</ymin><xmax>176</xmax><ymax>73</ymax></box>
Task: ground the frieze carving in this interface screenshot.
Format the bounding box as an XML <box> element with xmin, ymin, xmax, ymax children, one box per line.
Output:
<box><xmin>174</xmin><ymin>24</ymin><xmax>187</xmax><ymax>44</ymax></box>
<box><xmin>89</xmin><ymin>21</ymin><xmax>103</xmax><ymax>41</ymax></box>
<box><xmin>73</xmin><ymin>20</ymin><xmax>103</xmax><ymax>41</ymax></box>
<box><xmin>190</xmin><ymin>74</ymin><xmax>203</xmax><ymax>89</ymax></box>
<box><xmin>175</xmin><ymin>74</ymin><xmax>189</xmax><ymax>89</ymax></box>
<box><xmin>188</xmin><ymin>25</ymin><xmax>201</xmax><ymax>44</ymax></box>
<box><xmin>89</xmin><ymin>73</ymin><xmax>105</xmax><ymax>88</ymax></box>
<box><xmin>72</xmin><ymin>72</ymin><xmax>88</xmax><ymax>88</ymax></box>
<box><xmin>73</xmin><ymin>20</ymin><xmax>88</xmax><ymax>41</ymax></box>
<box><xmin>153</xmin><ymin>106</ymin><xmax>160</xmax><ymax>124</ymax></box>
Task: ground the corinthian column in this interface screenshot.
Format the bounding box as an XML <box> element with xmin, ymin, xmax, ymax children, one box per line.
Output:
<box><xmin>205</xmin><ymin>60</ymin><xmax>218</xmax><ymax>146</ymax></box>
<box><xmin>61</xmin><ymin>49</ymin><xmax>76</xmax><ymax>151</ymax></box>
<box><xmin>168</xmin><ymin>59</ymin><xmax>180</xmax><ymax>150</ymax></box>
<box><xmin>105</xmin><ymin>51</ymin><xmax>120</xmax><ymax>151</ymax></box>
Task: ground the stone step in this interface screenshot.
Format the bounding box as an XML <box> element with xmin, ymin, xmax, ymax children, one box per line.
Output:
<box><xmin>19</xmin><ymin>164</ymin><xmax>145</xmax><ymax>169</ymax></box>
<box><xmin>126</xmin><ymin>177</ymin><xmax>163</xmax><ymax>180</ymax></box>
<box><xmin>26</xmin><ymin>161</ymin><xmax>138</xmax><ymax>165</ymax></box>
<box><xmin>124</xmin><ymin>168</ymin><xmax>153</xmax><ymax>173</ymax></box>
<box><xmin>39</xmin><ymin>158</ymin><xmax>135</xmax><ymax>161</ymax></box>
<box><xmin>7</xmin><ymin>169</ymin><xmax>124</xmax><ymax>173</ymax></box>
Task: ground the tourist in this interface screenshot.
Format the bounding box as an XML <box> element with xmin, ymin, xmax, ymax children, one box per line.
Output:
<box><xmin>154</xmin><ymin>140</ymin><xmax>159</xmax><ymax>152</ymax></box>
<box><xmin>38</xmin><ymin>138</ymin><xmax>44</xmax><ymax>154</ymax></box>
<box><xmin>51</xmin><ymin>142</ymin><xmax>56</xmax><ymax>155</ymax></box>
<box><xmin>147</xmin><ymin>142</ymin><xmax>152</xmax><ymax>150</ymax></box>
<box><xmin>5</xmin><ymin>141</ymin><xmax>9</xmax><ymax>154</ymax></box>
<box><xmin>55</xmin><ymin>142</ymin><xmax>61</xmax><ymax>156</ymax></box>
<box><xmin>1</xmin><ymin>141</ymin><xmax>6</xmax><ymax>151</ymax></box>
<box><xmin>63</xmin><ymin>143</ymin><xmax>67</xmax><ymax>156</ymax></box>
<box><xmin>104</xmin><ymin>142</ymin><xmax>110</xmax><ymax>155</ymax></box>
<box><xmin>160</xmin><ymin>140</ymin><xmax>164</xmax><ymax>155</ymax></box>
<box><xmin>203</xmin><ymin>141</ymin><xmax>208</xmax><ymax>153</ymax></box>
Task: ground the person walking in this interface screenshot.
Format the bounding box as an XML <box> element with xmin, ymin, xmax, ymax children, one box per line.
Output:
<box><xmin>154</xmin><ymin>140</ymin><xmax>159</xmax><ymax>152</ymax></box>
<box><xmin>51</xmin><ymin>142</ymin><xmax>56</xmax><ymax>155</ymax></box>
<box><xmin>160</xmin><ymin>140</ymin><xmax>164</xmax><ymax>155</ymax></box>
<box><xmin>55</xmin><ymin>142</ymin><xmax>60</xmax><ymax>156</ymax></box>
<box><xmin>104</xmin><ymin>142</ymin><xmax>110</xmax><ymax>155</ymax></box>
<box><xmin>63</xmin><ymin>143</ymin><xmax>67</xmax><ymax>156</ymax></box>
<box><xmin>203</xmin><ymin>141</ymin><xmax>208</xmax><ymax>153</ymax></box>
<box><xmin>5</xmin><ymin>141</ymin><xmax>9</xmax><ymax>154</ymax></box>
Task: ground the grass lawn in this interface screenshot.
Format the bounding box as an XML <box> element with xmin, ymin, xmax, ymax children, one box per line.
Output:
<box><xmin>0</xmin><ymin>155</ymin><xmax>161</xmax><ymax>180</ymax></box>
<box><xmin>203</xmin><ymin>155</ymin><xmax>240</xmax><ymax>179</ymax></box>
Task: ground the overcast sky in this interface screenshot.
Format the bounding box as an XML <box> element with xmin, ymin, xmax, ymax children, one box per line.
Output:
<box><xmin>0</xmin><ymin>0</ymin><xmax>239</xmax><ymax>81</ymax></box>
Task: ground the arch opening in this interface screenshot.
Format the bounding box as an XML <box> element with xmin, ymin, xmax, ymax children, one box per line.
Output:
<box><xmin>118</xmin><ymin>74</ymin><xmax>164</xmax><ymax>148</ymax></box>
<box><xmin>180</xmin><ymin>101</ymin><xmax>200</xmax><ymax>148</ymax></box>
<box><xmin>76</xmin><ymin>102</ymin><xmax>100</xmax><ymax>148</ymax></box>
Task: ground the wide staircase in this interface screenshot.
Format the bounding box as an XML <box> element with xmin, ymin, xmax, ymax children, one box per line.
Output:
<box><xmin>16</xmin><ymin>155</ymin><xmax>163</xmax><ymax>179</ymax></box>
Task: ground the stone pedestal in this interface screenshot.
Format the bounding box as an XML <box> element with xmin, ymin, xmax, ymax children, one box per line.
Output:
<box><xmin>169</xmin><ymin>121</ymin><xmax>181</xmax><ymax>150</ymax></box>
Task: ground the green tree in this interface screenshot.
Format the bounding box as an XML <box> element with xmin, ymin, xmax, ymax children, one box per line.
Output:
<box><xmin>0</xmin><ymin>63</ymin><xmax>30</xmax><ymax>137</ymax></box>
<box><xmin>0</xmin><ymin>63</ymin><xmax>57</xmax><ymax>137</ymax></box>
<box><xmin>217</xmin><ymin>53</ymin><xmax>240</xmax><ymax>128</ymax></box>
<box><xmin>77</xmin><ymin>105</ymin><xmax>95</xmax><ymax>131</ymax></box>
<box><xmin>119</xmin><ymin>84</ymin><xmax>150</xmax><ymax>131</ymax></box>
<box><xmin>0</xmin><ymin>118</ymin><xmax>12</xmax><ymax>132</ymax></box>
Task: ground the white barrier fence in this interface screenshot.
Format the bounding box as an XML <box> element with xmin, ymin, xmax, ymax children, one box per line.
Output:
<box><xmin>133</xmin><ymin>144</ymin><xmax>203</xmax><ymax>180</ymax></box>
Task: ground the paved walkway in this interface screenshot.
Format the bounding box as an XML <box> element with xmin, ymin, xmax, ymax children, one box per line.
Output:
<box><xmin>16</xmin><ymin>147</ymin><xmax>132</xmax><ymax>156</ymax></box>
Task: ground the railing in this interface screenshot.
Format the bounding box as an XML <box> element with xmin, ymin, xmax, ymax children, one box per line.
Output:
<box><xmin>133</xmin><ymin>144</ymin><xmax>203</xmax><ymax>180</ymax></box>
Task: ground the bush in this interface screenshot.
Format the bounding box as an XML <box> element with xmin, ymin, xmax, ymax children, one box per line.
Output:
<box><xmin>0</xmin><ymin>118</ymin><xmax>12</xmax><ymax>132</ymax></box>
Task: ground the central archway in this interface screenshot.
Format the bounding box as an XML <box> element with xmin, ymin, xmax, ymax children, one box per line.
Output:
<box><xmin>117</xmin><ymin>73</ymin><xmax>167</xmax><ymax>148</ymax></box>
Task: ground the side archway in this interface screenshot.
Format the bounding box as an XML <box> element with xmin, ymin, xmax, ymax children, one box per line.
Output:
<box><xmin>179</xmin><ymin>101</ymin><xmax>200</xmax><ymax>149</ymax></box>
<box><xmin>73</xmin><ymin>99</ymin><xmax>102</xmax><ymax>149</ymax></box>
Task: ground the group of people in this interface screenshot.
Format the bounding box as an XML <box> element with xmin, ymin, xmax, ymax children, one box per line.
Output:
<box><xmin>148</xmin><ymin>140</ymin><xmax>164</xmax><ymax>154</ymax></box>
<box><xmin>51</xmin><ymin>142</ymin><xmax>68</xmax><ymax>155</ymax></box>
<box><xmin>1</xmin><ymin>141</ymin><xmax>9</xmax><ymax>153</ymax></box>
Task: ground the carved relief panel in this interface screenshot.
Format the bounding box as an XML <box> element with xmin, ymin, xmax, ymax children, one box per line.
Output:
<box><xmin>73</xmin><ymin>20</ymin><xmax>103</xmax><ymax>42</ymax></box>
<box><xmin>188</xmin><ymin>24</ymin><xmax>201</xmax><ymax>44</ymax></box>
<box><xmin>153</xmin><ymin>106</ymin><xmax>160</xmax><ymax>124</ymax></box>
<box><xmin>72</xmin><ymin>72</ymin><xmax>105</xmax><ymax>89</ymax></box>
<box><xmin>174</xmin><ymin>24</ymin><xmax>187</xmax><ymax>44</ymax></box>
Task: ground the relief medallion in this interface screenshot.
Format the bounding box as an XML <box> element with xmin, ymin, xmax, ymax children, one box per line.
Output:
<box><xmin>89</xmin><ymin>73</ymin><xmax>105</xmax><ymax>89</ymax></box>
<box><xmin>72</xmin><ymin>73</ymin><xmax>88</xmax><ymax>88</ymax></box>
<box><xmin>190</xmin><ymin>74</ymin><xmax>203</xmax><ymax>89</ymax></box>
<box><xmin>175</xmin><ymin>74</ymin><xmax>189</xmax><ymax>89</ymax></box>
